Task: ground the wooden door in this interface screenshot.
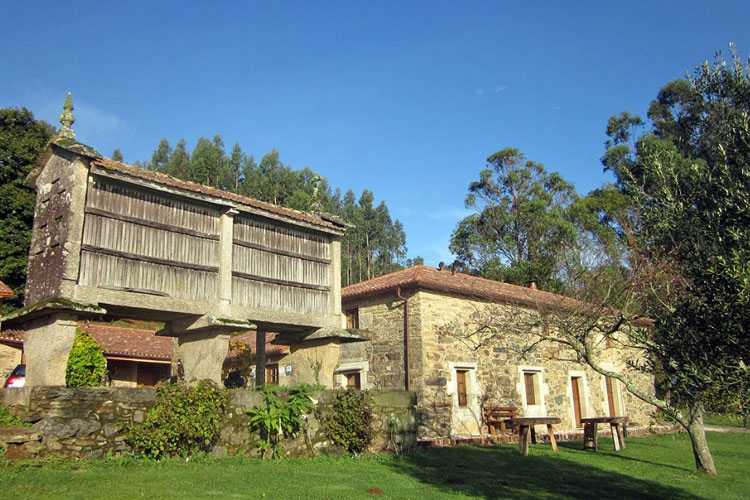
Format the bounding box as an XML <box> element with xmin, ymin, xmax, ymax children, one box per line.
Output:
<box><xmin>524</xmin><ymin>372</ymin><xmax>537</xmax><ymax>405</ymax></box>
<box><xmin>571</xmin><ymin>377</ymin><xmax>583</xmax><ymax>427</ymax></box>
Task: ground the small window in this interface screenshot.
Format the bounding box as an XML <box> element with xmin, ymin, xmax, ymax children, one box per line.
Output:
<box><xmin>345</xmin><ymin>308</ymin><xmax>359</xmax><ymax>329</ymax></box>
<box><xmin>345</xmin><ymin>372</ymin><xmax>361</xmax><ymax>389</ymax></box>
<box><xmin>524</xmin><ymin>372</ymin><xmax>538</xmax><ymax>405</ymax></box>
<box><xmin>456</xmin><ymin>369</ymin><xmax>468</xmax><ymax>407</ymax></box>
<box><xmin>265</xmin><ymin>363</ymin><xmax>279</xmax><ymax>385</ymax></box>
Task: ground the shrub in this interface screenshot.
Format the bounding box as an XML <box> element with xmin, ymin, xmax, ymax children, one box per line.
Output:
<box><xmin>247</xmin><ymin>384</ymin><xmax>316</xmax><ymax>459</ymax></box>
<box><xmin>65</xmin><ymin>327</ymin><xmax>108</xmax><ymax>387</ymax></box>
<box><xmin>0</xmin><ymin>406</ymin><xmax>31</xmax><ymax>429</ymax></box>
<box><xmin>318</xmin><ymin>389</ymin><xmax>375</xmax><ymax>454</ymax></box>
<box><xmin>126</xmin><ymin>380</ymin><xmax>228</xmax><ymax>458</ymax></box>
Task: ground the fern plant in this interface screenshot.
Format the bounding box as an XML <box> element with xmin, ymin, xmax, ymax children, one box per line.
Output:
<box><xmin>247</xmin><ymin>384</ymin><xmax>315</xmax><ymax>459</ymax></box>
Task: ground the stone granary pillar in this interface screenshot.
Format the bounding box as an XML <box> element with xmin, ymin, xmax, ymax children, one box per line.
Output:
<box><xmin>23</xmin><ymin>312</ymin><xmax>78</xmax><ymax>386</ymax></box>
<box><xmin>161</xmin><ymin>315</ymin><xmax>253</xmax><ymax>385</ymax></box>
<box><xmin>177</xmin><ymin>329</ymin><xmax>230</xmax><ymax>385</ymax></box>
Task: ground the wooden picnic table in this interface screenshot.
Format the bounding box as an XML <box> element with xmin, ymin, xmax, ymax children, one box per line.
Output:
<box><xmin>580</xmin><ymin>416</ymin><xmax>628</xmax><ymax>451</ymax></box>
<box><xmin>505</xmin><ymin>417</ymin><xmax>561</xmax><ymax>456</ymax></box>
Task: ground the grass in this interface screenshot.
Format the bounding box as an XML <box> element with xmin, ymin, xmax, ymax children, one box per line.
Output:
<box><xmin>703</xmin><ymin>412</ymin><xmax>748</xmax><ymax>428</ymax></box>
<box><xmin>0</xmin><ymin>432</ymin><xmax>748</xmax><ymax>499</ymax></box>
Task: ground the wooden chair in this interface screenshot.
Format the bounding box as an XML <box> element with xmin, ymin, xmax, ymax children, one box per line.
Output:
<box><xmin>483</xmin><ymin>406</ymin><xmax>519</xmax><ymax>436</ymax></box>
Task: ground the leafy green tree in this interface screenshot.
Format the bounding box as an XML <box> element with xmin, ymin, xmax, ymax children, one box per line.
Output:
<box><xmin>450</xmin><ymin>147</ymin><xmax>578</xmax><ymax>291</ymax></box>
<box><xmin>111</xmin><ymin>148</ymin><xmax>124</xmax><ymax>162</ymax></box>
<box><xmin>149</xmin><ymin>138</ymin><xmax>172</xmax><ymax>172</ymax></box>
<box><xmin>167</xmin><ymin>138</ymin><xmax>190</xmax><ymax>179</ymax></box>
<box><xmin>0</xmin><ymin>108</ymin><xmax>54</xmax><ymax>312</ymax></box>
<box><xmin>65</xmin><ymin>328</ymin><xmax>108</xmax><ymax>387</ymax></box>
<box><xmin>575</xmin><ymin>46</ymin><xmax>750</xmax><ymax>476</ymax></box>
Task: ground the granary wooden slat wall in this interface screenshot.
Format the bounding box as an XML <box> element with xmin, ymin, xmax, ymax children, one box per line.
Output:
<box><xmin>232</xmin><ymin>216</ymin><xmax>331</xmax><ymax>316</ymax></box>
<box><xmin>78</xmin><ymin>176</ymin><xmax>220</xmax><ymax>301</ymax></box>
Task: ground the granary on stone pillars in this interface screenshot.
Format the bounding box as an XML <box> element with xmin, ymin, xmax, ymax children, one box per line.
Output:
<box><xmin>1</xmin><ymin>94</ymin><xmax>355</xmax><ymax>387</ymax></box>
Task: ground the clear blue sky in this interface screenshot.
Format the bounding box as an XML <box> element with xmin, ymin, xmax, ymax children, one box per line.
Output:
<box><xmin>2</xmin><ymin>1</ymin><xmax>749</xmax><ymax>266</ymax></box>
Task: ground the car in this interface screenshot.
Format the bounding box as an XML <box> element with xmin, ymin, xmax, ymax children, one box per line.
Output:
<box><xmin>4</xmin><ymin>364</ymin><xmax>25</xmax><ymax>388</ymax></box>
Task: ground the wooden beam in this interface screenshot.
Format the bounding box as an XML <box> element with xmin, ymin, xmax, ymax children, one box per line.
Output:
<box><xmin>232</xmin><ymin>271</ymin><xmax>330</xmax><ymax>292</ymax></box>
<box><xmin>81</xmin><ymin>244</ymin><xmax>219</xmax><ymax>273</ymax></box>
<box><xmin>232</xmin><ymin>239</ymin><xmax>331</xmax><ymax>264</ymax></box>
<box><xmin>85</xmin><ymin>207</ymin><xmax>219</xmax><ymax>240</ymax></box>
<box><xmin>255</xmin><ymin>330</ymin><xmax>266</xmax><ymax>386</ymax></box>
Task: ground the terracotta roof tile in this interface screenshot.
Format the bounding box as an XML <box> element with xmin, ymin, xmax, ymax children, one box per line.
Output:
<box><xmin>91</xmin><ymin>158</ymin><xmax>346</xmax><ymax>233</ymax></box>
<box><xmin>342</xmin><ymin>265</ymin><xmax>579</xmax><ymax>310</ymax></box>
<box><xmin>0</xmin><ymin>328</ymin><xmax>23</xmax><ymax>345</ymax></box>
<box><xmin>83</xmin><ymin>325</ymin><xmax>173</xmax><ymax>361</ymax></box>
<box><xmin>0</xmin><ymin>280</ymin><xmax>13</xmax><ymax>298</ymax></box>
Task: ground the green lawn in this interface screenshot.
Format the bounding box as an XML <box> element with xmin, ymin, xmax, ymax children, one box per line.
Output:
<box><xmin>703</xmin><ymin>412</ymin><xmax>748</xmax><ymax>428</ymax></box>
<box><xmin>0</xmin><ymin>432</ymin><xmax>748</xmax><ymax>499</ymax></box>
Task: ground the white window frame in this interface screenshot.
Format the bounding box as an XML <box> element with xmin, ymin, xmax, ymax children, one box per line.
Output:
<box><xmin>334</xmin><ymin>361</ymin><xmax>370</xmax><ymax>389</ymax></box>
<box><xmin>518</xmin><ymin>366</ymin><xmax>546</xmax><ymax>416</ymax></box>
<box><xmin>448</xmin><ymin>362</ymin><xmax>479</xmax><ymax>410</ymax></box>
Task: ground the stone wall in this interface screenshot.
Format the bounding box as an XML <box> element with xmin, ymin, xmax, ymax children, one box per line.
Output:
<box><xmin>2</xmin><ymin>386</ymin><xmax>417</xmax><ymax>459</ymax></box>
<box><xmin>347</xmin><ymin>289</ymin><xmax>656</xmax><ymax>441</ymax></box>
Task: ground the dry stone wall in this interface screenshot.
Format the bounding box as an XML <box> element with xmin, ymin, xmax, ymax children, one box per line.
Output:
<box><xmin>2</xmin><ymin>386</ymin><xmax>416</xmax><ymax>459</ymax></box>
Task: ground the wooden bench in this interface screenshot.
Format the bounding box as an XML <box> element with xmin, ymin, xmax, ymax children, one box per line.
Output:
<box><xmin>581</xmin><ymin>416</ymin><xmax>629</xmax><ymax>451</ymax></box>
<box><xmin>483</xmin><ymin>406</ymin><xmax>518</xmax><ymax>436</ymax></box>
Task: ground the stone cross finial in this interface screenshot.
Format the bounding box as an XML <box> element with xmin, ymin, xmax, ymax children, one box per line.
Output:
<box><xmin>58</xmin><ymin>92</ymin><xmax>76</xmax><ymax>139</ymax></box>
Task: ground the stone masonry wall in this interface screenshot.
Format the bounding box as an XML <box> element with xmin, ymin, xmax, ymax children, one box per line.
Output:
<box><xmin>4</xmin><ymin>386</ymin><xmax>416</xmax><ymax>459</ymax></box>
<box><xmin>347</xmin><ymin>288</ymin><xmax>656</xmax><ymax>441</ymax></box>
<box><xmin>415</xmin><ymin>290</ymin><xmax>655</xmax><ymax>439</ymax></box>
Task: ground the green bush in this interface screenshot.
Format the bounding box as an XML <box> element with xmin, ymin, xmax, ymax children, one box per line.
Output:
<box><xmin>0</xmin><ymin>406</ymin><xmax>31</xmax><ymax>429</ymax></box>
<box><xmin>126</xmin><ymin>380</ymin><xmax>228</xmax><ymax>458</ymax></box>
<box><xmin>65</xmin><ymin>328</ymin><xmax>108</xmax><ymax>387</ymax></box>
<box><xmin>247</xmin><ymin>384</ymin><xmax>316</xmax><ymax>459</ymax></box>
<box><xmin>318</xmin><ymin>389</ymin><xmax>375</xmax><ymax>454</ymax></box>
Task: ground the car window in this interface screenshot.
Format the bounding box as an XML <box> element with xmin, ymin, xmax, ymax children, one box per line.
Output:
<box><xmin>12</xmin><ymin>365</ymin><xmax>25</xmax><ymax>376</ymax></box>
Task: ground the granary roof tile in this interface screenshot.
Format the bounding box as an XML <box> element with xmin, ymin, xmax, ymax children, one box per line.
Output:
<box><xmin>342</xmin><ymin>265</ymin><xmax>579</xmax><ymax>310</ymax></box>
<box><xmin>91</xmin><ymin>158</ymin><xmax>347</xmax><ymax>234</ymax></box>
<box><xmin>0</xmin><ymin>280</ymin><xmax>13</xmax><ymax>298</ymax></box>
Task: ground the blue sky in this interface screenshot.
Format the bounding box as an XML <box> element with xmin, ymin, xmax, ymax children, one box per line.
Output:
<box><xmin>2</xmin><ymin>1</ymin><xmax>749</xmax><ymax>266</ymax></box>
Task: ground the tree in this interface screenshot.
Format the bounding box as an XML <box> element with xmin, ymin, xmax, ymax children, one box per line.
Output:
<box><xmin>556</xmin><ymin>47</ymin><xmax>750</xmax><ymax>476</ymax></box>
<box><xmin>167</xmin><ymin>138</ymin><xmax>190</xmax><ymax>179</ymax></box>
<box><xmin>149</xmin><ymin>138</ymin><xmax>172</xmax><ymax>172</ymax></box>
<box><xmin>0</xmin><ymin>108</ymin><xmax>54</xmax><ymax>312</ymax></box>
<box><xmin>111</xmin><ymin>148</ymin><xmax>124</xmax><ymax>162</ymax></box>
<box><xmin>450</xmin><ymin>148</ymin><xmax>578</xmax><ymax>291</ymax></box>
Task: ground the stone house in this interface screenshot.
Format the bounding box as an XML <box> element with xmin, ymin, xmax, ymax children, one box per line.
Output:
<box><xmin>337</xmin><ymin>265</ymin><xmax>655</xmax><ymax>440</ymax></box>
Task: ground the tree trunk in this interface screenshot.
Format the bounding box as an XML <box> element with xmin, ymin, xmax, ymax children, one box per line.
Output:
<box><xmin>686</xmin><ymin>403</ymin><xmax>718</xmax><ymax>476</ymax></box>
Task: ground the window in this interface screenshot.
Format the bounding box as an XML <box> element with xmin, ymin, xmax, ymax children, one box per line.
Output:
<box><xmin>345</xmin><ymin>371</ymin><xmax>361</xmax><ymax>389</ymax></box>
<box><xmin>456</xmin><ymin>369</ymin><xmax>468</xmax><ymax>407</ymax></box>
<box><xmin>345</xmin><ymin>308</ymin><xmax>359</xmax><ymax>329</ymax></box>
<box><xmin>265</xmin><ymin>363</ymin><xmax>279</xmax><ymax>385</ymax></box>
<box><xmin>524</xmin><ymin>372</ymin><xmax>537</xmax><ymax>405</ymax></box>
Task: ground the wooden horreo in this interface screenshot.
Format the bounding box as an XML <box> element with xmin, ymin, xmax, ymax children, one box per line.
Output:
<box><xmin>8</xmin><ymin>94</ymin><xmax>349</xmax><ymax>386</ymax></box>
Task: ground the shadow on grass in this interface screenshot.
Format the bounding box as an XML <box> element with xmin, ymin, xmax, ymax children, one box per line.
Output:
<box><xmin>387</xmin><ymin>445</ymin><xmax>705</xmax><ymax>500</ymax></box>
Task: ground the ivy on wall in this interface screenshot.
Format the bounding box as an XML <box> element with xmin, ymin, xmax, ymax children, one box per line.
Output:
<box><xmin>65</xmin><ymin>328</ymin><xmax>108</xmax><ymax>387</ymax></box>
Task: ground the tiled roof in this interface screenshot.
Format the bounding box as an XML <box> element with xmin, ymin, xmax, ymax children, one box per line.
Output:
<box><xmin>230</xmin><ymin>332</ymin><xmax>289</xmax><ymax>356</ymax></box>
<box><xmin>342</xmin><ymin>265</ymin><xmax>580</xmax><ymax>310</ymax></box>
<box><xmin>84</xmin><ymin>325</ymin><xmax>173</xmax><ymax>361</ymax></box>
<box><xmin>0</xmin><ymin>280</ymin><xmax>13</xmax><ymax>298</ymax></box>
<box><xmin>91</xmin><ymin>158</ymin><xmax>346</xmax><ymax>233</ymax></box>
<box><xmin>0</xmin><ymin>324</ymin><xmax>289</xmax><ymax>360</ymax></box>
<box><xmin>0</xmin><ymin>328</ymin><xmax>23</xmax><ymax>345</ymax></box>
